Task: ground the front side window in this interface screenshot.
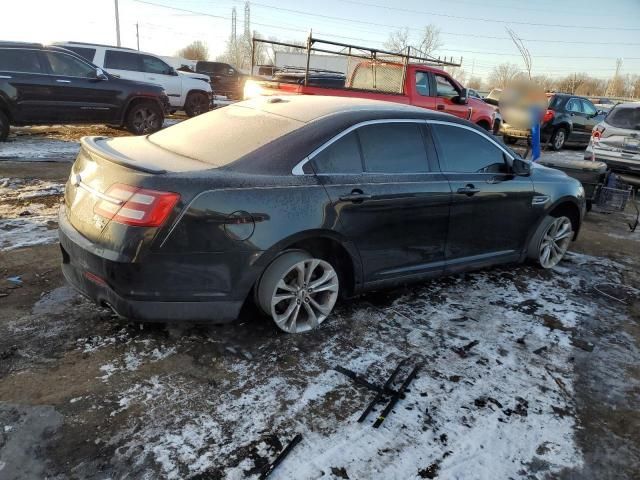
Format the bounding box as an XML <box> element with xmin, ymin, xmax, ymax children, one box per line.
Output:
<box><xmin>358</xmin><ymin>123</ymin><xmax>429</xmax><ymax>173</ymax></box>
<box><xmin>312</xmin><ymin>131</ymin><xmax>362</xmax><ymax>174</ymax></box>
<box><xmin>581</xmin><ymin>99</ymin><xmax>597</xmax><ymax>116</ymax></box>
<box><xmin>435</xmin><ymin>74</ymin><xmax>459</xmax><ymax>99</ymax></box>
<box><xmin>141</xmin><ymin>55</ymin><xmax>172</xmax><ymax>75</ymax></box>
<box><xmin>432</xmin><ymin>124</ymin><xmax>507</xmax><ymax>173</ymax></box>
<box><xmin>0</xmin><ymin>49</ymin><xmax>43</xmax><ymax>73</ymax></box>
<box><xmin>415</xmin><ymin>71</ymin><xmax>431</xmax><ymax>97</ymax></box>
<box><xmin>44</xmin><ymin>52</ymin><xmax>95</xmax><ymax>77</ymax></box>
<box><xmin>105</xmin><ymin>50</ymin><xmax>142</xmax><ymax>72</ymax></box>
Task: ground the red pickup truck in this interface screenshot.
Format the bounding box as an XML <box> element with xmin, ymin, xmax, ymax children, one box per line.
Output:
<box><xmin>245</xmin><ymin>39</ymin><xmax>500</xmax><ymax>133</ymax></box>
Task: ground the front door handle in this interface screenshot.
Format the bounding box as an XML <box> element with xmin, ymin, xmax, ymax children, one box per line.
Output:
<box><xmin>56</xmin><ymin>79</ymin><xmax>71</xmax><ymax>83</ymax></box>
<box><xmin>339</xmin><ymin>190</ymin><xmax>372</xmax><ymax>203</ymax></box>
<box><xmin>456</xmin><ymin>184</ymin><xmax>480</xmax><ymax>196</ymax></box>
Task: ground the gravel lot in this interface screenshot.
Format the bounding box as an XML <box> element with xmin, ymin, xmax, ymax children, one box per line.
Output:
<box><xmin>0</xmin><ymin>126</ymin><xmax>639</xmax><ymax>479</ymax></box>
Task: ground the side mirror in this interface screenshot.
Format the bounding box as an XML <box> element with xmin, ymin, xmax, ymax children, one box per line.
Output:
<box><xmin>457</xmin><ymin>88</ymin><xmax>469</xmax><ymax>105</ymax></box>
<box><xmin>95</xmin><ymin>68</ymin><xmax>108</xmax><ymax>81</ymax></box>
<box><xmin>512</xmin><ymin>157</ymin><xmax>531</xmax><ymax>176</ymax></box>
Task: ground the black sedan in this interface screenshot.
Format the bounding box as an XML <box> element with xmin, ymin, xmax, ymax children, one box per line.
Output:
<box><xmin>59</xmin><ymin>96</ymin><xmax>586</xmax><ymax>333</ymax></box>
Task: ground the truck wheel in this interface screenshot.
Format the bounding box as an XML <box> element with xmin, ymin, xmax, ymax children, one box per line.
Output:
<box><xmin>0</xmin><ymin>111</ymin><xmax>9</xmax><ymax>142</ymax></box>
<box><xmin>503</xmin><ymin>136</ymin><xmax>518</xmax><ymax>145</ymax></box>
<box><xmin>550</xmin><ymin>128</ymin><xmax>567</xmax><ymax>151</ymax></box>
<box><xmin>184</xmin><ymin>92</ymin><xmax>210</xmax><ymax>117</ymax></box>
<box><xmin>476</xmin><ymin>120</ymin><xmax>491</xmax><ymax>131</ymax></box>
<box><xmin>125</xmin><ymin>101</ymin><xmax>163</xmax><ymax>135</ymax></box>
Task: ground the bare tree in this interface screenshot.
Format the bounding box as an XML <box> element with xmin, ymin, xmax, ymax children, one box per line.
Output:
<box><xmin>417</xmin><ymin>24</ymin><xmax>443</xmax><ymax>57</ymax></box>
<box><xmin>488</xmin><ymin>63</ymin><xmax>522</xmax><ymax>89</ymax></box>
<box><xmin>217</xmin><ymin>31</ymin><xmax>269</xmax><ymax>71</ymax></box>
<box><xmin>176</xmin><ymin>40</ymin><xmax>209</xmax><ymax>61</ymax></box>
<box><xmin>506</xmin><ymin>28</ymin><xmax>532</xmax><ymax>80</ymax></box>
<box><xmin>531</xmin><ymin>75</ymin><xmax>555</xmax><ymax>92</ymax></box>
<box><xmin>445</xmin><ymin>66</ymin><xmax>467</xmax><ymax>85</ymax></box>
<box><xmin>384</xmin><ymin>27</ymin><xmax>411</xmax><ymax>52</ymax></box>
<box><xmin>467</xmin><ymin>76</ymin><xmax>482</xmax><ymax>90</ymax></box>
<box><xmin>606</xmin><ymin>58</ymin><xmax>625</xmax><ymax>97</ymax></box>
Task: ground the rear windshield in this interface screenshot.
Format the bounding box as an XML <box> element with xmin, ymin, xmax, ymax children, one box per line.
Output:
<box><xmin>606</xmin><ymin>105</ymin><xmax>640</xmax><ymax>130</ymax></box>
<box><xmin>348</xmin><ymin>63</ymin><xmax>403</xmax><ymax>93</ymax></box>
<box><xmin>148</xmin><ymin>105</ymin><xmax>304</xmax><ymax>167</ymax></box>
<box><xmin>548</xmin><ymin>95</ymin><xmax>562</xmax><ymax>109</ymax></box>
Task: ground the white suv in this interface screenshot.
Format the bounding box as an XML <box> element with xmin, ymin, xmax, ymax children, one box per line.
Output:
<box><xmin>54</xmin><ymin>42</ymin><xmax>212</xmax><ymax>117</ymax></box>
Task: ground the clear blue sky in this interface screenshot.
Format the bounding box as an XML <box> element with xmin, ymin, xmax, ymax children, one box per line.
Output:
<box><xmin>3</xmin><ymin>0</ymin><xmax>640</xmax><ymax>80</ymax></box>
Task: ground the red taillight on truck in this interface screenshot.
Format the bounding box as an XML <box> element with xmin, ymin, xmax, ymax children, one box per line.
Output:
<box><xmin>94</xmin><ymin>184</ymin><xmax>180</xmax><ymax>227</ymax></box>
<box><xmin>542</xmin><ymin>109</ymin><xmax>555</xmax><ymax>123</ymax></box>
<box><xmin>592</xmin><ymin>125</ymin><xmax>605</xmax><ymax>141</ymax></box>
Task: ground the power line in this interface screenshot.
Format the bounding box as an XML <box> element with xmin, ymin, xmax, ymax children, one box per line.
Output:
<box><xmin>343</xmin><ymin>0</ymin><xmax>640</xmax><ymax>31</ymax></box>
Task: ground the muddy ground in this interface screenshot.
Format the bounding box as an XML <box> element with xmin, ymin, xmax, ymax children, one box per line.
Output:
<box><xmin>1</xmin><ymin>142</ymin><xmax>639</xmax><ymax>479</ymax></box>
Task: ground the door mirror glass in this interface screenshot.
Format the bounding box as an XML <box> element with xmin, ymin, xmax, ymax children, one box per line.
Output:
<box><xmin>95</xmin><ymin>68</ymin><xmax>108</xmax><ymax>80</ymax></box>
<box><xmin>512</xmin><ymin>157</ymin><xmax>531</xmax><ymax>176</ymax></box>
<box><xmin>457</xmin><ymin>87</ymin><xmax>469</xmax><ymax>105</ymax></box>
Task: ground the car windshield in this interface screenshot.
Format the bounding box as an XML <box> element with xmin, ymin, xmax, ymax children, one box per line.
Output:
<box><xmin>605</xmin><ymin>105</ymin><xmax>640</xmax><ymax>130</ymax></box>
<box><xmin>148</xmin><ymin>104</ymin><xmax>304</xmax><ymax>166</ymax></box>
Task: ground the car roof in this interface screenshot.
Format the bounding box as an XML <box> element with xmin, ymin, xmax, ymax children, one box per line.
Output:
<box><xmin>237</xmin><ymin>95</ymin><xmax>455</xmax><ymax>123</ymax></box>
<box><xmin>0</xmin><ymin>41</ymin><xmax>43</xmax><ymax>49</ymax></box>
<box><xmin>53</xmin><ymin>41</ymin><xmax>137</xmax><ymax>51</ymax></box>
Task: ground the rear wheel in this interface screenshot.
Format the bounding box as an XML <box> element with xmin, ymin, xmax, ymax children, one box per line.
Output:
<box><xmin>527</xmin><ymin>215</ymin><xmax>573</xmax><ymax>269</ymax></box>
<box><xmin>0</xmin><ymin>111</ymin><xmax>9</xmax><ymax>142</ymax></box>
<box><xmin>550</xmin><ymin>127</ymin><xmax>567</xmax><ymax>151</ymax></box>
<box><xmin>125</xmin><ymin>101</ymin><xmax>163</xmax><ymax>135</ymax></box>
<box><xmin>257</xmin><ymin>250</ymin><xmax>339</xmax><ymax>333</ymax></box>
<box><xmin>184</xmin><ymin>92</ymin><xmax>210</xmax><ymax>117</ymax></box>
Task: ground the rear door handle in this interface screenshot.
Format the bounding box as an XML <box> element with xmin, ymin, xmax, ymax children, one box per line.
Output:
<box><xmin>339</xmin><ymin>190</ymin><xmax>372</xmax><ymax>202</ymax></box>
<box><xmin>437</xmin><ymin>104</ymin><xmax>445</xmax><ymax>111</ymax></box>
<box><xmin>457</xmin><ymin>184</ymin><xmax>480</xmax><ymax>196</ymax></box>
<box><xmin>56</xmin><ymin>79</ymin><xmax>71</xmax><ymax>83</ymax></box>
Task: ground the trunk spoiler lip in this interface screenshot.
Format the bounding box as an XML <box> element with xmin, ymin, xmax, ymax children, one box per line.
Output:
<box><xmin>80</xmin><ymin>136</ymin><xmax>167</xmax><ymax>175</ymax></box>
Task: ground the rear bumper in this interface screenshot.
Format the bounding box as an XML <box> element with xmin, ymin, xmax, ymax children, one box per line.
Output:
<box><xmin>58</xmin><ymin>208</ymin><xmax>245</xmax><ymax>323</ymax></box>
<box><xmin>586</xmin><ymin>145</ymin><xmax>640</xmax><ymax>183</ymax></box>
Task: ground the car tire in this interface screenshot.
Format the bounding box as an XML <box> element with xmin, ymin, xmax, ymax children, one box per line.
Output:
<box><xmin>503</xmin><ymin>136</ymin><xmax>517</xmax><ymax>145</ymax></box>
<box><xmin>0</xmin><ymin>111</ymin><xmax>9</xmax><ymax>142</ymax></box>
<box><xmin>257</xmin><ymin>250</ymin><xmax>339</xmax><ymax>333</ymax></box>
<box><xmin>549</xmin><ymin>127</ymin><xmax>567</xmax><ymax>151</ymax></box>
<box><xmin>125</xmin><ymin>101</ymin><xmax>164</xmax><ymax>135</ymax></box>
<box><xmin>184</xmin><ymin>92</ymin><xmax>210</xmax><ymax>117</ymax></box>
<box><xmin>527</xmin><ymin>215</ymin><xmax>573</xmax><ymax>269</ymax></box>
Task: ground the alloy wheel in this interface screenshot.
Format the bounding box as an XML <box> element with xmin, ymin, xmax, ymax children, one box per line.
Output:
<box><xmin>268</xmin><ymin>258</ymin><xmax>339</xmax><ymax>333</ymax></box>
<box><xmin>539</xmin><ymin>216</ymin><xmax>572</xmax><ymax>268</ymax></box>
<box><xmin>132</xmin><ymin>108</ymin><xmax>159</xmax><ymax>134</ymax></box>
<box><xmin>553</xmin><ymin>130</ymin><xmax>566</xmax><ymax>150</ymax></box>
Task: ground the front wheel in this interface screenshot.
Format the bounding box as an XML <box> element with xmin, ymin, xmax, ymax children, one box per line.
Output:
<box><xmin>527</xmin><ymin>215</ymin><xmax>573</xmax><ymax>269</ymax></box>
<box><xmin>125</xmin><ymin>101</ymin><xmax>163</xmax><ymax>135</ymax></box>
<box><xmin>257</xmin><ymin>250</ymin><xmax>339</xmax><ymax>333</ymax></box>
<box><xmin>0</xmin><ymin>111</ymin><xmax>9</xmax><ymax>142</ymax></box>
<box><xmin>184</xmin><ymin>92</ymin><xmax>210</xmax><ymax>117</ymax></box>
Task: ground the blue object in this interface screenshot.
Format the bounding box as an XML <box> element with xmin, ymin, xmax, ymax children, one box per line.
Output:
<box><xmin>530</xmin><ymin>106</ymin><xmax>541</xmax><ymax>161</ymax></box>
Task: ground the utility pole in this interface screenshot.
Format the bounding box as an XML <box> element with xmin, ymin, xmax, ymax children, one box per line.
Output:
<box><xmin>114</xmin><ymin>0</ymin><xmax>121</xmax><ymax>47</ymax></box>
<box><xmin>136</xmin><ymin>22</ymin><xmax>140</xmax><ymax>50</ymax></box>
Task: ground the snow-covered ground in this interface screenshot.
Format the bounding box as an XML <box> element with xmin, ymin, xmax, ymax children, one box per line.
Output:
<box><xmin>0</xmin><ymin>178</ymin><xmax>64</xmax><ymax>251</ymax></box>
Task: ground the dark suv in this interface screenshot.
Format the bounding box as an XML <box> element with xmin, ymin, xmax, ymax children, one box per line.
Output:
<box><xmin>502</xmin><ymin>93</ymin><xmax>606</xmax><ymax>150</ymax></box>
<box><xmin>0</xmin><ymin>42</ymin><xmax>169</xmax><ymax>141</ymax></box>
<box><xmin>195</xmin><ymin>61</ymin><xmax>246</xmax><ymax>99</ymax></box>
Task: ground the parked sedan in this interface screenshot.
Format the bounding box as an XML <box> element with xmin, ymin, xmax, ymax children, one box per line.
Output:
<box><xmin>59</xmin><ymin>96</ymin><xmax>585</xmax><ymax>333</ymax></box>
<box><xmin>586</xmin><ymin>102</ymin><xmax>640</xmax><ymax>186</ymax></box>
<box><xmin>502</xmin><ymin>93</ymin><xmax>606</xmax><ymax>150</ymax></box>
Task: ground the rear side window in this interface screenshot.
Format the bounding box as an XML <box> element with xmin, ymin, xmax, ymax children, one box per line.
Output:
<box><xmin>312</xmin><ymin>132</ymin><xmax>362</xmax><ymax>174</ymax></box>
<box><xmin>0</xmin><ymin>49</ymin><xmax>43</xmax><ymax>73</ymax></box>
<box><xmin>566</xmin><ymin>98</ymin><xmax>582</xmax><ymax>113</ymax></box>
<box><xmin>44</xmin><ymin>52</ymin><xmax>95</xmax><ymax>77</ymax></box>
<box><xmin>606</xmin><ymin>106</ymin><xmax>640</xmax><ymax>130</ymax></box>
<box><xmin>105</xmin><ymin>50</ymin><xmax>142</xmax><ymax>71</ymax></box>
<box><xmin>349</xmin><ymin>64</ymin><xmax>403</xmax><ymax>93</ymax></box>
<box><xmin>358</xmin><ymin>123</ymin><xmax>429</xmax><ymax>173</ymax></box>
<box><xmin>432</xmin><ymin>124</ymin><xmax>507</xmax><ymax>173</ymax></box>
<box><xmin>435</xmin><ymin>74</ymin><xmax>459</xmax><ymax>99</ymax></box>
<box><xmin>63</xmin><ymin>46</ymin><xmax>96</xmax><ymax>62</ymax></box>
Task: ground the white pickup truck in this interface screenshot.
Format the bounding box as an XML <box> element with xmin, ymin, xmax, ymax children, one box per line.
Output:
<box><xmin>55</xmin><ymin>42</ymin><xmax>212</xmax><ymax>117</ymax></box>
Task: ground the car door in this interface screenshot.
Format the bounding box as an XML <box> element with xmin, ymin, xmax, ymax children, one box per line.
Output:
<box><xmin>430</xmin><ymin>121</ymin><xmax>535</xmax><ymax>271</ymax></box>
<box><xmin>139</xmin><ymin>54</ymin><xmax>182</xmax><ymax>101</ymax></box>
<box><xmin>312</xmin><ymin>120</ymin><xmax>451</xmax><ymax>285</ymax></box>
<box><xmin>41</xmin><ymin>50</ymin><xmax>119</xmax><ymax>122</ymax></box>
<box><xmin>103</xmin><ymin>49</ymin><xmax>146</xmax><ymax>83</ymax></box>
<box><xmin>0</xmin><ymin>47</ymin><xmax>55</xmax><ymax>122</ymax></box>
<box><xmin>411</xmin><ymin>71</ymin><xmax>437</xmax><ymax>110</ymax></box>
<box><xmin>432</xmin><ymin>73</ymin><xmax>471</xmax><ymax>120</ymax></box>
<box><xmin>565</xmin><ymin>97</ymin><xmax>588</xmax><ymax>143</ymax></box>
<box><xmin>580</xmin><ymin>99</ymin><xmax>603</xmax><ymax>141</ymax></box>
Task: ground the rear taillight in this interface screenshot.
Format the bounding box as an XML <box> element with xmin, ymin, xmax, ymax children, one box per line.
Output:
<box><xmin>94</xmin><ymin>183</ymin><xmax>180</xmax><ymax>227</ymax></box>
<box><xmin>592</xmin><ymin>125</ymin><xmax>605</xmax><ymax>141</ymax></box>
<box><xmin>542</xmin><ymin>109</ymin><xmax>554</xmax><ymax>123</ymax></box>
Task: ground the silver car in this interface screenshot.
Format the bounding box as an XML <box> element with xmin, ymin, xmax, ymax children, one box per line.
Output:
<box><xmin>585</xmin><ymin>102</ymin><xmax>640</xmax><ymax>186</ymax></box>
